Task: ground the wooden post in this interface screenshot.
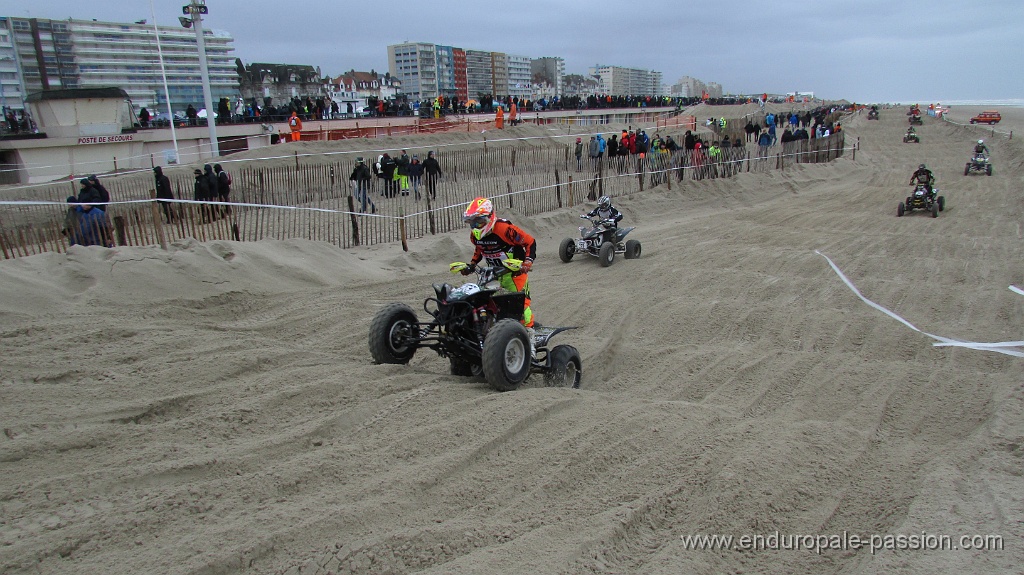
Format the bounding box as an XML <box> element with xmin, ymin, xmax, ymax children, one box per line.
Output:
<box><xmin>853</xmin><ymin>137</ymin><xmax>859</xmax><ymax>161</ymax></box>
<box><xmin>567</xmin><ymin>175</ymin><xmax>574</xmax><ymax>207</ymax></box>
<box><xmin>150</xmin><ymin>154</ymin><xmax>155</xmax><ymax>169</ymax></box>
<box><xmin>507</xmin><ymin>181</ymin><xmax>513</xmax><ymax>209</ymax></box>
<box><xmin>483</xmin><ymin>134</ymin><xmax>487</xmax><ymax>154</ymax></box>
<box><xmin>555</xmin><ymin>169</ymin><xmax>562</xmax><ymax>208</ymax></box>
<box><xmin>113</xmin><ymin>215</ymin><xmax>127</xmax><ymax>246</ymax></box>
<box><xmin>0</xmin><ymin>227</ymin><xmax>12</xmax><ymax>260</ymax></box>
<box><xmin>511</xmin><ymin>148</ymin><xmax>516</xmax><ymax>170</ymax></box>
<box><xmin>294</xmin><ymin>150</ymin><xmax>299</xmax><ymax>171</ymax></box>
<box><xmin>149</xmin><ymin>189</ymin><xmax>168</xmax><ymax>250</ymax></box>
<box><xmin>347</xmin><ymin>195</ymin><xmax>360</xmax><ymax>246</ymax></box>
<box><xmin>426</xmin><ymin>195</ymin><xmax>436</xmax><ymax>235</ymax></box>
<box><xmin>399</xmin><ymin>210</ymin><xmax>408</xmax><ymax>252</ymax></box>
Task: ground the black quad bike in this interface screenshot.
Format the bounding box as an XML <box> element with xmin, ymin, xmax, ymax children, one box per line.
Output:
<box><xmin>908</xmin><ymin>113</ymin><xmax>923</xmax><ymax>125</ymax></box>
<box><xmin>867</xmin><ymin>108</ymin><xmax>879</xmax><ymax>120</ymax></box>
<box><xmin>964</xmin><ymin>154</ymin><xmax>992</xmax><ymax>176</ymax></box>
<box><xmin>903</xmin><ymin>132</ymin><xmax>920</xmax><ymax>143</ymax></box>
<box><xmin>897</xmin><ymin>183</ymin><xmax>945</xmax><ymax>218</ymax></box>
<box><xmin>369</xmin><ymin>259</ymin><xmax>582</xmax><ymax>392</ymax></box>
<box><xmin>559</xmin><ymin>215</ymin><xmax>641</xmax><ymax>267</ymax></box>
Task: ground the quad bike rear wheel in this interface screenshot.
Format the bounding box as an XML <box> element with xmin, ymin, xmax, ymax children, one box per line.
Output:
<box><xmin>624</xmin><ymin>239</ymin><xmax>642</xmax><ymax>259</ymax></box>
<box><xmin>545</xmin><ymin>344</ymin><xmax>582</xmax><ymax>389</ymax></box>
<box><xmin>599</xmin><ymin>241</ymin><xmax>615</xmax><ymax>267</ymax></box>
<box><xmin>558</xmin><ymin>237</ymin><xmax>576</xmax><ymax>263</ymax></box>
<box><xmin>450</xmin><ymin>357</ymin><xmax>484</xmax><ymax>379</ymax></box>
<box><xmin>481</xmin><ymin>319</ymin><xmax>532</xmax><ymax>391</ymax></box>
<box><xmin>369</xmin><ymin>303</ymin><xmax>419</xmax><ymax>364</ymax></box>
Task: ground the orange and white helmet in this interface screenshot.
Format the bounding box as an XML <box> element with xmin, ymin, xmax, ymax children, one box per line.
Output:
<box><xmin>464</xmin><ymin>197</ymin><xmax>496</xmax><ymax>240</ymax></box>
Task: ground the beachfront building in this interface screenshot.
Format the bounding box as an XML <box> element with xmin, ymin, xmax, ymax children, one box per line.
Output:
<box><xmin>589</xmin><ymin>65</ymin><xmax>663</xmax><ymax>98</ymax></box>
<box><xmin>388</xmin><ymin>42</ymin><xmax>533</xmax><ymax>103</ymax></box>
<box><xmin>0</xmin><ymin>15</ymin><xmax>238</xmax><ymax>118</ymax></box>
<box><xmin>322</xmin><ymin>70</ymin><xmax>401</xmax><ymax>116</ymax></box>
<box><xmin>239</xmin><ymin>63</ymin><xmax>323</xmax><ymax>105</ymax></box>
<box><xmin>0</xmin><ymin>18</ymin><xmax>28</xmax><ymax>114</ymax></box>
<box><xmin>670</xmin><ymin>76</ymin><xmax>707</xmax><ymax>99</ymax></box>
<box><xmin>530</xmin><ymin>57</ymin><xmax>564</xmax><ymax>101</ymax></box>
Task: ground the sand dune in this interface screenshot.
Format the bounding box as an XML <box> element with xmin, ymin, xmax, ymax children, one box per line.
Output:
<box><xmin>1</xmin><ymin>105</ymin><xmax>1021</xmax><ymax>575</ymax></box>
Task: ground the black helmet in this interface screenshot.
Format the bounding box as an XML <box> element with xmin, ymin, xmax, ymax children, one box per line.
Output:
<box><xmin>598</xmin><ymin>195</ymin><xmax>611</xmax><ymax>209</ymax></box>
<box><xmin>918</xmin><ymin>164</ymin><xmax>926</xmax><ymax>170</ymax></box>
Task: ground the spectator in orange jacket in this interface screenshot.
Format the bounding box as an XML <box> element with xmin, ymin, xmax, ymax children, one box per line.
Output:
<box><xmin>288</xmin><ymin>111</ymin><xmax>302</xmax><ymax>141</ymax></box>
<box><xmin>495</xmin><ymin>105</ymin><xmax>504</xmax><ymax>129</ymax></box>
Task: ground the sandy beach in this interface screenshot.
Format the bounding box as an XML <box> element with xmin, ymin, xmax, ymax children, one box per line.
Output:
<box><xmin>1</xmin><ymin>103</ymin><xmax>1021</xmax><ymax>575</ymax></box>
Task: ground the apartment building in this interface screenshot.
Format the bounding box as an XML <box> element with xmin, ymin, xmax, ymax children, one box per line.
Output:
<box><xmin>589</xmin><ymin>65</ymin><xmax>663</xmax><ymax>97</ymax></box>
<box><xmin>0</xmin><ymin>15</ymin><xmax>237</xmax><ymax>115</ymax></box>
<box><xmin>388</xmin><ymin>42</ymin><xmax>533</xmax><ymax>103</ymax></box>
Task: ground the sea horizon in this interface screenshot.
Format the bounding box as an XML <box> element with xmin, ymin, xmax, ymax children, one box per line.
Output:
<box><xmin>888</xmin><ymin>98</ymin><xmax>1024</xmax><ymax>107</ymax></box>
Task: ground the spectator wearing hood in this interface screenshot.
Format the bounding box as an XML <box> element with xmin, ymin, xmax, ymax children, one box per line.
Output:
<box><xmin>154</xmin><ymin>166</ymin><xmax>175</xmax><ymax>223</ymax></box>
<box><xmin>574</xmin><ymin>137</ymin><xmax>583</xmax><ymax>171</ymax></box>
<box><xmin>69</xmin><ymin>195</ymin><xmax>114</xmax><ymax>247</ymax></box>
<box><xmin>407</xmin><ymin>154</ymin><xmax>425</xmax><ymax>201</ymax></box>
<box><xmin>422</xmin><ymin>151</ymin><xmax>442</xmax><ymax>200</ymax></box>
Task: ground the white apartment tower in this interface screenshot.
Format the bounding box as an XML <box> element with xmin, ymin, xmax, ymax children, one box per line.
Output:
<box><xmin>1</xmin><ymin>16</ymin><xmax>238</xmax><ymax>115</ymax></box>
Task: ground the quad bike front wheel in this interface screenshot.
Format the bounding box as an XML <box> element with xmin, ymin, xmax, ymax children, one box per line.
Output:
<box><xmin>482</xmin><ymin>319</ymin><xmax>532</xmax><ymax>391</ymax></box>
<box><xmin>965</xmin><ymin>163</ymin><xmax>970</xmax><ymax>176</ymax></box>
<box><xmin>558</xmin><ymin>237</ymin><xmax>576</xmax><ymax>263</ymax></box>
<box><xmin>599</xmin><ymin>241</ymin><xmax>615</xmax><ymax>267</ymax></box>
<box><xmin>897</xmin><ymin>202</ymin><xmax>905</xmax><ymax>217</ymax></box>
<box><xmin>545</xmin><ymin>344</ymin><xmax>582</xmax><ymax>389</ymax></box>
<box><xmin>938</xmin><ymin>196</ymin><xmax>945</xmax><ymax>212</ymax></box>
<box><xmin>624</xmin><ymin>239</ymin><xmax>642</xmax><ymax>259</ymax></box>
<box><xmin>931</xmin><ymin>203</ymin><xmax>939</xmax><ymax>218</ymax></box>
<box><xmin>987</xmin><ymin>164</ymin><xmax>992</xmax><ymax>176</ymax></box>
<box><xmin>369</xmin><ymin>303</ymin><xmax>419</xmax><ymax>364</ymax></box>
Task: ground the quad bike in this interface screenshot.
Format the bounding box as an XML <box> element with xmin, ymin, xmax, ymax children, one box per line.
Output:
<box><xmin>908</xmin><ymin>113</ymin><xmax>923</xmax><ymax>125</ymax></box>
<box><xmin>903</xmin><ymin>132</ymin><xmax>920</xmax><ymax>143</ymax></box>
<box><xmin>964</xmin><ymin>154</ymin><xmax>993</xmax><ymax>176</ymax></box>
<box><xmin>368</xmin><ymin>259</ymin><xmax>582</xmax><ymax>392</ymax></box>
<box><xmin>558</xmin><ymin>215</ymin><xmax>641</xmax><ymax>267</ymax></box>
<box><xmin>897</xmin><ymin>183</ymin><xmax>945</xmax><ymax>218</ymax></box>
<box><xmin>867</xmin><ymin>108</ymin><xmax>879</xmax><ymax>120</ymax></box>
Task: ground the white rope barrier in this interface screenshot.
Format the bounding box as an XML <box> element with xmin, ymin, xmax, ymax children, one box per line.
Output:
<box><xmin>815</xmin><ymin>250</ymin><xmax>1024</xmax><ymax>358</ymax></box>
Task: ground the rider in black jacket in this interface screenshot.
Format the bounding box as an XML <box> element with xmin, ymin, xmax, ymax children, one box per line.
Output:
<box><xmin>583</xmin><ymin>196</ymin><xmax>623</xmax><ymax>227</ymax></box>
<box><xmin>909</xmin><ymin>164</ymin><xmax>935</xmax><ymax>195</ymax></box>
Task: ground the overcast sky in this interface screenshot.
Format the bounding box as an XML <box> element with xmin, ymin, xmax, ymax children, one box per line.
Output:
<box><xmin>11</xmin><ymin>0</ymin><xmax>1024</xmax><ymax>103</ymax></box>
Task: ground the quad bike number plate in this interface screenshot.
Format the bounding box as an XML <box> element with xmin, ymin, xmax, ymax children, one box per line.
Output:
<box><xmin>576</xmin><ymin>240</ymin><xmax>588</xmax><ymax>250</ymax></box>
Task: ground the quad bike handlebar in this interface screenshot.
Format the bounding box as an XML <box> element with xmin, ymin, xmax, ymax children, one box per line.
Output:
<box><xmin>449</xmin><ymin>258</ymin><xmax>524</xmax><ymax>283</ymax></box>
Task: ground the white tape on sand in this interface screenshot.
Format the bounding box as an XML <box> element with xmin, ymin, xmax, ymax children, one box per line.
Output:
<box><xmin>815</xmin><ymin>251</ymin><xmax>1024</xmax><ymax>358</ymax></box>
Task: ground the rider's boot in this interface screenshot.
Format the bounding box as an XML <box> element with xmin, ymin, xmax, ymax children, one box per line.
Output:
<box><xmin>527</xmin><ymin>327</ymin><xmax>536</xmax><ymax>360</ymax></box>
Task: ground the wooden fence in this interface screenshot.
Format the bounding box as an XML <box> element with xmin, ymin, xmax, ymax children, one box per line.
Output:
<box><xmin>0</xmin><ymin>132</ymin><xmax>846</xmax><ymax>259</ymax></box>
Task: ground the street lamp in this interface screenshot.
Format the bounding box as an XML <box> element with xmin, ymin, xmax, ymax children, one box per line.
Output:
<box><xmin>181</xmin><ymin>0</ymin><xmax>219</xmax><ymax>157</ymax></box>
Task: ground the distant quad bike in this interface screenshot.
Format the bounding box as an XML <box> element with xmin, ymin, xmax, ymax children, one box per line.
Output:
<box><xmin>368</xmin><ymin>259</ymin><xmax>582</xmax><ymax>392</ymax></box>
<box><xmin>867</xmin><ymin>108</ymin><xmax>879</xmax><ymax>120</ymax></box>
<box><xmin>908</xmin><ymin>114</ymin><xmax>923</xmax><ymax>125</ymax></box>
<box><xmin>897</xmin><ymin>183</ymin><xmax>945</xmax><ymax>218</ymax></box>
<box><xmin>964</xmin><ymin>154</ymin><xmax>992</xmax><ymax>176</ymax></box>
<box><xmin>903</xmin><ymin>132</ymin><xmax>920</xmax><ymax>143</ymax></box>
<box><xmin>559</xmin><ymin>215</ymin><xmax>641</xmax><ymax>267</ymax></box>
